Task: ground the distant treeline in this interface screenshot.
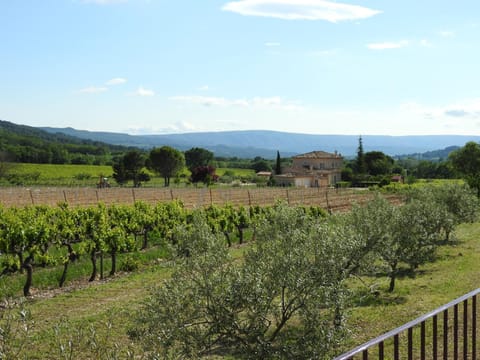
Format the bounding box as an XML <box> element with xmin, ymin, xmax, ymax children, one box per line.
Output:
<box><xmin>0</xmin><ymin>120</ymin><xmax>131</xmax><ymax>165</ymax></box>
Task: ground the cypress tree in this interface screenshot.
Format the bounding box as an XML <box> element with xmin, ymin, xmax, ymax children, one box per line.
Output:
<box><xmin>275</xmin><ymin>150</ymin><xmax>282</xmax><ymax>175</ymax></box>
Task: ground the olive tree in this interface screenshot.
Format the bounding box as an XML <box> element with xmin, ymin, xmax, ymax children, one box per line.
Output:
<box><xmin>129</xmin><ymin>206</ymin><xmax>352</xmax><ymax>359</ymax></box>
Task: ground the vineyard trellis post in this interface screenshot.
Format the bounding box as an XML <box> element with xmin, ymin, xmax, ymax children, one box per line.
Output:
<box><xmin>29</xmin><ymin>189</ymin><xmax>34</xmax><ymax>205</ymax></box>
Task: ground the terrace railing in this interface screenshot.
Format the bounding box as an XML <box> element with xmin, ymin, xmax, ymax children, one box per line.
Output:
<box><xmin>334</xmin><ymin>288</ymin><xmax>480</xmax><ymax>360</ymax></box>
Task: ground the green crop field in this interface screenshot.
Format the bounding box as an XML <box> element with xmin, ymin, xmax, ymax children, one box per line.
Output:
<box><xmin>1</xmin><ymin>163</ymin><xmax>256</xmax><ymax>187</ymax></box>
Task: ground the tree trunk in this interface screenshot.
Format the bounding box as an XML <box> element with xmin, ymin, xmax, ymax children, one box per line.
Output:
<box><xmin>59</xmin><ymin>244</ymin><xmax>78</xmax><ymax>287</ymax></box>
<box><xmin>59</xmin><ymin>261</ymin><xmax>69</xmax><ymax>288</ymax></box>
<box><xmin>100</xmin><ymin>252</ymin><xmax>104</xmax><ymax>280</ymax></box>
<box><xmin>110</xmin><ymin>250</ymin><xmax>116</xmax><ymax>276</ymax></box>
<box><xmin>141</xmin><ymin>231</ymin><xmax>148</xmax><ymax>250</ymax></box>
<box><xmin>388</xmin><ymin>274</ymin><xmax>396</xmax><ymax>293</ymax></box>
<box><xmin>388</xmin><ymin>263</ymin><xmax>398</xmax><ymax>292</ymax></box>
<box><xmin>237</xmin><ymin>226</ymin><xmax>244</xmax><ymax>244</ymax></box>
<box><xmin>23</xmin><ymin>255</ymin><xmax>34</xmax><ymax>297</ymax></box>
<box><xmin>224</xmin><ymin>232</ymin><xmax>232</xmax><ymax>247</ymax></box>
<box><xmin>89</xmin><ymin>250</ymin><xmax>97</xmax><ymax>282</ymax></box>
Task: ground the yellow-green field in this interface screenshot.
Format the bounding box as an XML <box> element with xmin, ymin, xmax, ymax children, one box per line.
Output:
<box><xmin>2</xmin><ymin>163</ymin><xmax>256</xmax><ymax>187</ymax></box>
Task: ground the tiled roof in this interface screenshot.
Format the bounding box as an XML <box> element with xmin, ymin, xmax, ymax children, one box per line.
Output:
<box><xmin>293</xmin><ymin>151</ymin><xmax>341</xmax><ymax>159</ymax></box>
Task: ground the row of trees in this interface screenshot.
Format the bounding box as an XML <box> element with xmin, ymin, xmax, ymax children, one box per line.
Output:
<box><xmin>113</xmin><ymin>146</ymin><xmax>215</xmax><ymax>187</ymax></box>
<box><xmin>343</xmin><ymin>138</ymin><xmax>480</xmax><ymax>188</ymax></box>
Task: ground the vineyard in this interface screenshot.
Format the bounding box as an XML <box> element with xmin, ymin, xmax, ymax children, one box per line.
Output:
<box><xmin>0</xmin><ymin>186</ymin><xmax>397</xmax><ymax>210</ymax></box>
<box><xmin>0</xmin><ymin>183</ymin><xmax>479</xmax><ymax>359</ymax></box>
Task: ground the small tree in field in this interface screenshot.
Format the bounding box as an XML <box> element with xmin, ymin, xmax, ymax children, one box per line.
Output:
<box><xmin>184</xmin><ymin>147</ymin><xmax>214</xmax><ymax>172</ymax></box>
<box><xmin>190</xmin><ymin>165</ymin><xmax>218</xmax><ymax>186</ymax></box>
<box><xmin>148</xmin><ymin>146</ymin><xmax>185</xmax><ymax>187</ymax></box>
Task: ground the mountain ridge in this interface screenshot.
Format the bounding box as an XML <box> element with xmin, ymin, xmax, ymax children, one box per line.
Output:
<box><xmin>41</xmin><ymin>126</ymin><xmax>480</xmax><ymax>159</ymax></box>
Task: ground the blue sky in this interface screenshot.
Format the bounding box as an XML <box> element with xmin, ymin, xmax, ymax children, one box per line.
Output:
<box><xmin>1</xmin><ymin>0</ymin><xmax>480</xmax><ymax>136</ymax></box>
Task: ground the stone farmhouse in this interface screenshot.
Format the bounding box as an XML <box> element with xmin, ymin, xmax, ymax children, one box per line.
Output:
<box><xmin>274</xmin><ymin>151</ymin><xmax>343</xmax><ymax>188</ymax></box>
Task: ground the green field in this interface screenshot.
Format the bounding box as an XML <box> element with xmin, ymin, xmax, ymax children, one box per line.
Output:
<box><xmin>1</xmin><ymin>163</ymin><xmax>256</xmax><ymax>187</ymax></box>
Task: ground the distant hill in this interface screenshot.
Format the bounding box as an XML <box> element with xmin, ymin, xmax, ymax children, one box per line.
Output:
<box><xmin>396</xmin><ymin>146</ymin><xmax>461</xmax><ymax>161</ymax></box>
<box><xmin>0</xmin><ymin>120</ymin><xmax>131</xmax><ymax>164</ymax></box>
<box><xmin>41</xmin><ymin>126</ymin><xmax>480</xmax><ymax>158</ymax></box>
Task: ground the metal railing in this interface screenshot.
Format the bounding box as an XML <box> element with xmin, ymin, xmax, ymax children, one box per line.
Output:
<box><xmin>335</xmin><ymin>288</ymin><xmax>480</xmax><ymax>360</ymax></box>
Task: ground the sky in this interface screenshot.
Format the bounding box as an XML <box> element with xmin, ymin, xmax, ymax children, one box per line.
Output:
<box><xmin>1</xmin><ymin>0</ymin><xmax>480</xmax><ymax>136</ymax></box>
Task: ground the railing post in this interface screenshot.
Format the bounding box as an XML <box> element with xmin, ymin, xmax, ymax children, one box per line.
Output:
<box><xmin>444</xmin><ymin>310</ymin><xmax>449</xmax><ymax>360</ymax></box>
<box><xmin>454</xmin><ymin>304</ymin><xmax>459</xmax><ymax>360</ymax></box>
<box><xmin>333</xmin><ymin>289</ymin><xmax>480</xmax><ymax>360</ymax></box>
<box><xmin>421</xmin><ymin>321</ymin><xmax>426</xmax><ymax>360</ymax></box>
<box><xmin>473</xmin><ymin>295</ymin><xmax>477</xmax><ymax>360</ymax></box>
<box><xmin>433</xmin><ymin>314</ymin><xmax>438</xmax><ymax>360</ymax></box>
<box><xmin>464</xmin><ymin>300</ymin><xmax>468</xmax><ymax>360</ymax></box>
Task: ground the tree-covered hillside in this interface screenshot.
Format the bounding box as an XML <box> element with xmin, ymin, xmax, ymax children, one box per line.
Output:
<box><xmin>0</xmin><ymin>120</ymin><xmax>132</xmax><ymax>165</ymax></box>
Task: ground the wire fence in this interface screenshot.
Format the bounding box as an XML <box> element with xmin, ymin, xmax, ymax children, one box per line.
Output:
<box><xmin>0</xmin><ymin>186</ymin><xmax>400</xmax><ymax>210</ymax></box>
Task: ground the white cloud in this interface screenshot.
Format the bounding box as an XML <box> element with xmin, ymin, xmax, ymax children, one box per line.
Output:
<box><xmin>127</xmin><ymin>122</ymin><xmax>197</xmax><ymax>134</ymax></box>
<box><xmin>367</xmin><ymin>40</ymin><xmax>409</xmax><ymax>50</ymax></box>
<box><xmin>439</xmin><ymin>30</ymin><xmax>455</xmax><ymax>38</ymax></box>
<box><xmin>401</xmin><ymin>98</ymin><xmax>480</xmax><ymax>122</ymax></box>
<box><xmin>170</xmin><ymin>95</ymin><xmax>302</xmax><ymax>110</ymax></box>
<box><xmin>78</xmin><ymin>86</ymin><xmax>108</xmax><ymax>93</ymax></box>
<box><xmin>134</xmin><ymin>86</ymin><xmax>155</xmax><ymax>97</ymax></box>
<box><xmin>222</xmin><ymin>0</ymin><xmax>381</xmax><ymax>23</ymax></box>
<box><xmin>265</xmin><ymin>42</ymin><xmax>281</xmax><ymax>47</ymax></box>
<box><xmin>419</xmin><ymin>39</ymin><xmax>432</xmax><ymax>48</ymax></box>
<box><xmin>81</xmin><ymin>0</ymin><xmax>127</xmax><ymax>4</ymax></box>
<box><xmin>198</xmin><ymin>85</ymin><xmax>210</xmax><ymax>91</ymax></box>
<box><xmin>106</xmin><ymin>77</ymin><xmax>127</xmax><ymax>85</ymax></box>
<box><xmin>308</xmin><ymin>48</ymin><xmax>338</xmax><ymax>56</ymax></box>
<box><xmin>170</xmin><ymin>95</ymin><xmax>246</xmax><ymax>107</ymax></box>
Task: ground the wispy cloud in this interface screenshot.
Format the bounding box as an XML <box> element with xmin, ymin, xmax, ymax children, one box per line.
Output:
<box><xmin>419</xmin><ymin>39</ymin><xmax>433</xmax><ymax>48</ymax></box>
<box><xmin>78</xmin><ymin>86</ymin><xmax>108</xmax><ymax>94</ymax></box>
<box><xmin>265</xmin><ymin>42</ymin><xmax>281</xmax><ymax>47</ymax></box>
<box><xmin>222</xmin><ymin>0</ymin><xmax>381</xmax><ymax>23</ymax></box>
<box><xmin>170</xmin><ymin>95</ymin><xmax>248</xmax><ymax>107</ymax></box>
<box><xmin>81</xmin><ymin>0</ymin><xmax>127</xmax><ymax>4</ymax></box>
<box><xmin>127</xmin><ymin>122</ymin><xmax>197</xmax><ymax>134</ymax></box>
<box><xmin>367</xmin><ymin>40</ymin><xmax>409</xmax><ymax>50</ymax></box>
<box><xmin>134</xmin><ymin>86</ymin><xmax>155</xmax><ymax>97</ymax></box>
<box><xmin>439</xmin><ymin>30</ymin><xmax>455</xmax><ymax>38</ymax></box>
<box><xmin>170</xmin><ymin>95</ymin><xmax>302</xmax><ymax>110</ymax></box>
<box><xmin>106</xmin><ymin>77</ymin><xmax>127</xmax><ymax>85</ymax></box>
<box><xmin>445</xmin><ymin>110</ymin><xmax>470</xmax><ymax>118</ymax></box>
<box><xmin>308</xmin><ymin>48</ymin><xmax>338</xmax><ymax>56</ymax></box>
<box><xmin>198</xmin><ymin>85</ymin><xmax>210</xmax><ymax>91</ymax></box>
<box><xmin>402</xmin><ymin>99</ymin><xmax>480</xmax><ymax>121</ymax></box>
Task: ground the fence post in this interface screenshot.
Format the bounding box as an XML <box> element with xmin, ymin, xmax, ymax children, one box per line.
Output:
<box><xmin>29</xmin><ymin>189</ymin><xmax>34</xmax><ymax>205</ymax></box>
<box><xmin>132</xmin><ymin>188</ymin><xmax>136</xmax><ymax>203</ymax></box>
